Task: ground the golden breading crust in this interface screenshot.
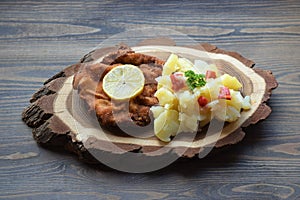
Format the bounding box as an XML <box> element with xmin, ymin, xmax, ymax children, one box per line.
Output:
<box><xmin>73</xmin><ymin>45</ymin><xmax>164</xmax><ymax>129</ymax></box>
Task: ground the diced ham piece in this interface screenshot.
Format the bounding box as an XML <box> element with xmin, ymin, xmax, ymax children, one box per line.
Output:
<box><xmin>218</xmin><ymin>86</ymin><xmax>231</xmax><ymax>100</ymax></box>
<box><xmin>170</xmin><ymin>72</ymin><xmax>186</xmax><ymax>92</ymax></box>
<box><xmin>205</xmin><ymin>70</ymin><xmax>217</xmax><ymax>79</ymax></box>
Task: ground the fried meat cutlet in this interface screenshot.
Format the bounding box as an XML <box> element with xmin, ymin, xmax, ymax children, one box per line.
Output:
<box><xmin>73</xmin><ymin>45</ymin><xmax>164</xmax><ymax>129</ymax></box>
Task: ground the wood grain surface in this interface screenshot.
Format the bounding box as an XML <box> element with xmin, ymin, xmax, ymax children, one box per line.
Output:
<box><xmin>0</xmin><ymin>0</ymin><xmax>299</xmax><ymax>199</ymax></box>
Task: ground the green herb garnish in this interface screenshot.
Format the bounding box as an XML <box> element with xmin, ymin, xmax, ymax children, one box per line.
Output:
<box><xmin>184</xmin><ymin>70</ymin><xmax>206</xmax><ymax>90</ymax></box>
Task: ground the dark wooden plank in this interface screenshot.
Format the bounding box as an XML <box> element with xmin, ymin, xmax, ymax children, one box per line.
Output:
<box><xmin>0</xmin><ymin>0</ymin><xmax>299</xmax><ymax>199</ymax></box>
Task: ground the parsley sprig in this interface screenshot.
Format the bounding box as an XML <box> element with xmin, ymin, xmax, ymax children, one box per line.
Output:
<box><xmin>184</xmin><ymin>70</ymin><xmax>206</xmax><ymax>90</ymax></box>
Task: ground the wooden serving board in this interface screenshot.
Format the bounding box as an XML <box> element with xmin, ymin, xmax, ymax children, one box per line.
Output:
<box><xmin>22</xmin><ymin>41</ymin><xmax>278</xmax><ymax>164</ymax></box>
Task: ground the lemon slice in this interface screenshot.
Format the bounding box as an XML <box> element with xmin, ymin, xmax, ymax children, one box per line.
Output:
<box><xmin>103</xmin><ymin>64</ymin><xmax>145</xmax><ymax>100</ymax></box>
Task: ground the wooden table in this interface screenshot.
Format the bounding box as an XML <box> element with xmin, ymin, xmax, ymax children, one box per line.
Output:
<box><xmin>1</xmin><ymin>1</ymin><xmax>299</xmax><ymax>199</ymax></box>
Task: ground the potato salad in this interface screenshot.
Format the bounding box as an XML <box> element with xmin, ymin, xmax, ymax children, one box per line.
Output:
<box><xmin>150</xmin><ymin>54</ymin><xmax>251</xmax><ymax>142</ymax></box>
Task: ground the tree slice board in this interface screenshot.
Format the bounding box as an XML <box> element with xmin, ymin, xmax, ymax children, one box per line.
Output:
<box><xmin>22</xmin><ymin>42</ymin><xmax>278</xmax><ymax>164</ymax></box>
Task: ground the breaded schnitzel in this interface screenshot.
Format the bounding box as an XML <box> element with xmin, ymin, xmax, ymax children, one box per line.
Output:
<box><xmin>73</xmin><ymin>45</ymin><xmax>164</xmax><ymax>129</ymax></box>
